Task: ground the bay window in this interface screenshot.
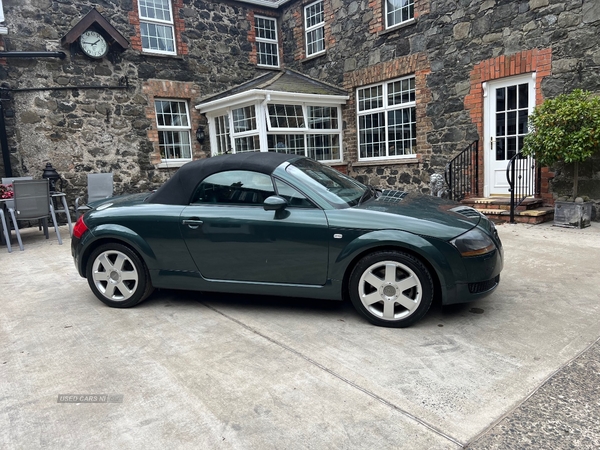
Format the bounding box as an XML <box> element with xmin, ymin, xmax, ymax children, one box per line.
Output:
<box><xmin>207</xmin><ymin>100</ymin><xmax>343</xmax><ymax>163</ymax></box>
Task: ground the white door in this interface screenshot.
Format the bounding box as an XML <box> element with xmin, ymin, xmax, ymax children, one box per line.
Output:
<box><xmin>484</xmin><ymin>74</ymin><xmax>536</xmax><ymax>196</ymax></box>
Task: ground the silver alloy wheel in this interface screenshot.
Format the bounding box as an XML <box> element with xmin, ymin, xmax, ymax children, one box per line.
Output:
<box><xmin>91</xmin><ymin>249</ymin><xmax>140</xmax><ymax>302</ymax></box>
<box><xmin>357</xmin><ymin>260</ymin><xmax>422</xmax><ymax>321</ymax></box>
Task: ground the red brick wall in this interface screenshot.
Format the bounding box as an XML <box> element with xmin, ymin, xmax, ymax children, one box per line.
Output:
<box><xmin>464</xmin><ymin>48</ymin><xmax>553</xmax><ymax>202</ymax></box>
<box><xmin>142</xmin><ymin>80</ymin><xmax>204</xmax><ymax>165</ymax></box>
<box><xmin>128</xmin><ymin>0</ymin><xmax>188</xmax><ymax>55</ymax></box>
<box><xmin>342</xmin><ymin>53</ymin><xmax>432</xmax><ymax>163</ymax></box>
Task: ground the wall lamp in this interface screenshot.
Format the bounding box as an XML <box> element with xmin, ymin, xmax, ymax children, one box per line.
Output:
<box><xmin>195</xmin><ymin>125</ymin><xmax>205</xmax><ymax>144</ymax></box>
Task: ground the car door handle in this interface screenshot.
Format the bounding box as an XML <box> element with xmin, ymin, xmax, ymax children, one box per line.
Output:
<box><xmin>182</xmin><ymin>219</ymin><xmax>203</xmax><ymax>229</ymax></box>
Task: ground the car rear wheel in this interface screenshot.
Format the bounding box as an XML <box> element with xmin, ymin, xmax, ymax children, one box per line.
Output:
<box><xmin>349</xmin><ymin>251</ymin><xmax>433</xmax><ymax>328</ymax></box>
<box><xmin>86</xmin><ymin>243</ymin><xmax>154</xmax><ymax>308</ymax></box>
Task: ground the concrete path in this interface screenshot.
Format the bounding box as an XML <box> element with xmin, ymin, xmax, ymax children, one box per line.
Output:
<box><xmin>0</xmin><ymin>222</ymin><xmax>599</xmax><ymax>449</ymax></box>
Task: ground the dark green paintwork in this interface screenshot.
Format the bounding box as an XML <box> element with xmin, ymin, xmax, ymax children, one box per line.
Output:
<box><xmin>73</xmin><ymin>163</ymin><xmax>502</xmax><ymax>306</ymax></box>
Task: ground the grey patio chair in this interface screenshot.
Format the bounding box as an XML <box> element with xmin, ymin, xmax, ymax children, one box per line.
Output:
<box><xmin>75</xmin><ymin>173</ymin><xmax>114</xmax><ymax>219</ymax></box>
<box><xmin>6</xmin><ymin>179</ymin><xmax>62</xmax><ymax>251</ymax></box>
<box><xmin>1</xmin><ymin>177</ymin><xmax>33</xmax><ymax>253</ymax></box>
<box><xmin>2</xmin><ymin>176</ymin><xmax>34</xmax><ymax>185</ymax></box>
<box><xmin>0</xmin><ymin>207</ymin><xmax>11</xmax><ymax>252</ymax></box>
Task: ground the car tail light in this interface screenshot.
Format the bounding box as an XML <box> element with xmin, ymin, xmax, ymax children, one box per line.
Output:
<box><xmin>72</xmin><ymin>216</ymin><xmax>89</xmax><ymax>239</ymax></box>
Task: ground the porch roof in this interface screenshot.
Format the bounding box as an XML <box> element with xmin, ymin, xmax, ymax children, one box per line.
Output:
<box><xmin>196</xmin><ymin>69</ymin><xmax>348</xmax><ymax>114</ymax></box>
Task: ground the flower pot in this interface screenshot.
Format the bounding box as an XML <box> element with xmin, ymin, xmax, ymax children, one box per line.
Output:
<box><xmin>554</xmin><ymin>201</ymin><xmax>592</xmax><ymax>228</ymax></box>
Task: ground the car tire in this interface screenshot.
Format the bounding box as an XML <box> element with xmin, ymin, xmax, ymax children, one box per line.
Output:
<box><xmin>86</xmin><ymin>243</ymin><xmax>154</xmax><ymax>308</ymax></box>
<box><xmin>349</xmin><ymin>251</ymin><xmax>434</xmax><ymax>328</ymax></box>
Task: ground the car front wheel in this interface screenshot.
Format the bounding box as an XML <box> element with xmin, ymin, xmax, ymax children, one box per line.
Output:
<box><xmin>349</xmin><ymin>251</ymin><xmax>434</xmax><ymax>328</ymax></box>
<box><xmin>86</xmin><ymin>243</ymin><xmax>154</xmax><ymax>308</ymax></box>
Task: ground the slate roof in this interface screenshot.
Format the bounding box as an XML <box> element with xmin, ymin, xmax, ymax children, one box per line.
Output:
<box><xmin>197</xmin><ymin>69</ymin><xmax>348</xmax><ymax>105</ymax></box>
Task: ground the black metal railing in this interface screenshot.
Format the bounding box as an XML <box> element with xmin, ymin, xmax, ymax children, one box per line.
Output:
<box><xmin>444</xmin><ymin>140</ymin><xmax>479</xmax><ymax>201</ymax></box>
<box><xmin>506</xmin><ymin>152</ymin><xmax>540</xmax><ymax>223</ymax></box>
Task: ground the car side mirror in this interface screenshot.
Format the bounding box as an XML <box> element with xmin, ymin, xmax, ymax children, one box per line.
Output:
<box><xmin>263</xmin><ymin>195</ymin><xmax>288</xmax><ymax>211</ymax></box>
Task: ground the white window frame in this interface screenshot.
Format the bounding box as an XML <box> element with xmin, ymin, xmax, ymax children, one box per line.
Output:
<box><xmin>138</xmin><ymin>0</ymin><xmax>177</xmax><ymax>55</ymax></box>
<box><xmin>304</xmin><ymin>0</ymin><xmax>325</xmax><ymax>58</ymax></box>
<box><xmin>385</xmin><ymin>0</ymin><xmax>415</xmax><ymax>30</ymax></box>
<box><xmin>230</xmin><ymin>104</ymin><xmax>262</xmax><ymax>153</ymax></box>
<box><xmin>205</xmin><ymin>99</ymin><xmax>343</xmax><ymax>163</ymax></box>
<box><xmin>154</xmin><ymin>99</ymin><xmax>192</xmax><ymax>164</ymax></box>
<box><xmin>356</xmin><ymin>75</ymin><xmax>417</xmax><ymax>161</ymax></box>
<box><xmin>255</xmin><ymin>15</ymin><xmax>279</xmax><ymax>68</ymax></box>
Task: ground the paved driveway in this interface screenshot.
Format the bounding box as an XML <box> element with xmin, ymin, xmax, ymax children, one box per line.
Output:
<box><xmin>1</xmin><ymin>222</ymin><xmax>599</xmax><ymax>449</ymax></box>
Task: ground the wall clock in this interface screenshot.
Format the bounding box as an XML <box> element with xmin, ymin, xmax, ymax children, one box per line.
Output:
<box><xmin>79</xmin><ymin>30</ymin><xmax>109</xmax><ymax>59</ymax></box>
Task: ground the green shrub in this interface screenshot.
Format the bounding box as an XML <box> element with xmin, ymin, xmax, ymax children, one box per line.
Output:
<box><xmin>522</xmin><ymin>89</ymin><xmax>600</xmax><ymax>199</ymax></box>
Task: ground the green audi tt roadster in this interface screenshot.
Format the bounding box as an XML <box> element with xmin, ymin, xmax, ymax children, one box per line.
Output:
<box><xmin>72</xmin><ymin>152</ymin><xmax>503</xmax><ymax>327</ymax></box>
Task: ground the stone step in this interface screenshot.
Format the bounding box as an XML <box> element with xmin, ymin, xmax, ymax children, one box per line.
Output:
<box><xmin>474</xmin><ymin>206</ymin><xmax>554</xmax><ymax>224</ymax></box>
<box><xmin>461</xmin><ymin>197</ymin><xmax>544</xmax><ymax>212</ymax></box>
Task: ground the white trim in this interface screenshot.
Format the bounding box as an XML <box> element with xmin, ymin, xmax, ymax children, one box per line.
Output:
<box><xmin>196</xmin><ymin>89</ymin><xmax>348</xmax><ymax>114</ymax></box>
<box><xmin>206</xmin><ymin>101</ymin><xmax>344</xmax><ymax>163</ymax></box>
<box><xmin>154</xmin><ymin>98</ymin><xmax>193</xmax><ymax>162</ymax></box>
<box><xmin>304</xmin><ymin>0</ymin><xmax>325</xmax><ymax>58</ymax></box>
<box><xmin>385</xmin><ymin>0</ymin><xmax>415</xmax><ymax>30</ymax></box>
<box><xmin>138</xmin><ymin>0</ymin><xmax>177</xmax><ymax>55</ymax></box>
<box><xmin>356</xmin><ymin>75</ymin><xmax>417</xmax><ymax>161</ymax></box>
<box><xmin>236</xmin><ymin>0</ymin><xmax>290</xmax><ymax>7</ymax></box>
<box><xmin>254</xmin><ymin>14</ymin><xmax>279</xmax><ymax>68</ymax></box>
<box><xmin>483</xmin><ymin>73</ymin><xmax>536</xmax><ymax>196</ymax></box>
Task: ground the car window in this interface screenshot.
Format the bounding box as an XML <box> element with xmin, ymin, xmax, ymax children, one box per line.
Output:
<box><xmin>287</xmin><ymin>159</ymin><xmax>366</xmax><ymax>208</ymax></box>
<box><xmin>274</xmin><ymin>178</ymin><xmax>316</xmax><ymax>208</ymax></box>
<box><xmin>191</xmin><ymin>170</ymin><xmax>275</xmax><ymax>205</ymax></box>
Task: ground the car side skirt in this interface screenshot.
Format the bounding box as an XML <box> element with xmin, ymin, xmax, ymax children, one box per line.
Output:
<box><xmin>150</xmin><ymin>270</ymin><xmax>343</xmax><ymax>300</ymax></box>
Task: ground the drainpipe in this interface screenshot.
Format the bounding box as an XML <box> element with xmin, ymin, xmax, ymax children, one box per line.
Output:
<box><xmin>0</xmin><ymin>101</ymin><xmax>11</xmax><ymax>177</ymax></box>
<box><xmin>0</xmin><ymin>51</ymin><xmax>67</xmax><ymax>59</ymax></box>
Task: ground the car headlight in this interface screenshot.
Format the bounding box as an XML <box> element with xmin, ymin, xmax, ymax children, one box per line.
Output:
<box><xmin>451</xmin><ymin>228</ymin><xmax>496</xmax><ymax>257</ymax></box>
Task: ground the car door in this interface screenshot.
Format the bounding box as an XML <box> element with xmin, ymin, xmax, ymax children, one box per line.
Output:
<box><xmin>179</xmin><ymin>170</ymin><xmax>330</xmax><ymax>285</ymax></box>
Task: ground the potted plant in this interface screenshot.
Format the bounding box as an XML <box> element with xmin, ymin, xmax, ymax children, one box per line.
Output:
<box><xmin>522</xmin><ymin>89</ymin><xmax>600</xmax><ymax>228</ymax></box>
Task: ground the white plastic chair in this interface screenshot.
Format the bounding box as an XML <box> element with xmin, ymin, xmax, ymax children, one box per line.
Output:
<box><xmin>75</xmin><ymin>173</ymin><xmax>114</xmax><ymax>218</ymax></box>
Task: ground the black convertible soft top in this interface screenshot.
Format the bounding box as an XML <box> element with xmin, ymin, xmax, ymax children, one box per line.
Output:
<box><xmin>147</xmin><ymin>152</ymin><xmax>300</xmax><ymax>205</ymax></box>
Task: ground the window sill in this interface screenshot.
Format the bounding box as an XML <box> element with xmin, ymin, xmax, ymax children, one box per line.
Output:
<box><xmin>257</xmin><ymin>64</ymin><xmax>281</xmax><ymax>70</ymax></box>
<box><xmin>301</xmin><ymin>50</ymin><xmax>327</xmax><ymax>63</ymax></box>
<box><xmin>353</xmin><ymin>158</ymin><xmax>419</xmax><ymax>167</ymax></box>
<box><xmin>378</xmin><ymin>18</ymin><xmax>416</xmax><ymax>37</ymax></box>
<box><xmin>156</xmin><ymin>160</ymin><xmax>191</xmax><ymax>169</ymax></box>
<box><xmin>141</xmin><ymin>50</ymin><xmax>183</xmax><ymax>60</ymax></box>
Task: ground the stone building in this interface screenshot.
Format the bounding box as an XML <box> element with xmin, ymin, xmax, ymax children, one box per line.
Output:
<box><xmin>0</xmin><ymin>0</ymin><xmax>599</xmax><ymax>218</ymax></box>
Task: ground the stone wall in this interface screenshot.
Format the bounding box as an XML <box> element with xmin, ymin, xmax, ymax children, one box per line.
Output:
<box><xmin>1</xmin><ymin>0</ymin><xmax>599</xmax><ymax>220</ymax></box>
<box><xmin>280</xmin><ymin>0</ymin><xmax>600</xmax><ymax>206</ymax></box>
<box><xmin>0</xmin><ymin>0</ymin><xmax>269</xmax><ymax>200</ymax></box>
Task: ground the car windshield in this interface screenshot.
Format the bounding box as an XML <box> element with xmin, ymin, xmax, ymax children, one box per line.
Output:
<box><xmin>287</xmin><ymin>158</ymin><xmax>368</xmax><ymax>208</ymax></box>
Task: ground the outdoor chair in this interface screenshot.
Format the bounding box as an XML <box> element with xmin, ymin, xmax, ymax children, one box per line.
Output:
<box><xmin>1</xmin><ymin>176</ymin><xmax>33</xmax><ymax>253</ymax></box>
<box><xmin>0</xmin><ymin>207</ymin><xmax>11</xmax><ymax>252</ymax></box>
<box><xmin>6</xmin><ymin>179</ymin><xmax>62</xmax><ymax>251</ymax></box>
<box><xmin>75</xmin><ymin>173</ymin><xmax>114</xmax><ymax>219</ymax></box>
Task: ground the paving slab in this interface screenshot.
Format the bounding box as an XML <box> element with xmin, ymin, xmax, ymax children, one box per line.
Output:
<box><xmin>0</xmin><ymin>222</ymin><xmax>599</xmax><ymax>449</ymax></box>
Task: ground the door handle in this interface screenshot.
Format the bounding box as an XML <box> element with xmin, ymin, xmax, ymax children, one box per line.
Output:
<box><xmin>182</xmin><ymin>219</ymin><xmax>203</xmax><ymax>229</ymax></box>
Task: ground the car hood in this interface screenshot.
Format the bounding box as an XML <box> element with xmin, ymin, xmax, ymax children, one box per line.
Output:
<box><xmin>349</xmin><ymin>190</ymin><xmax>483</xmax><ymax>239</ymax></box>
